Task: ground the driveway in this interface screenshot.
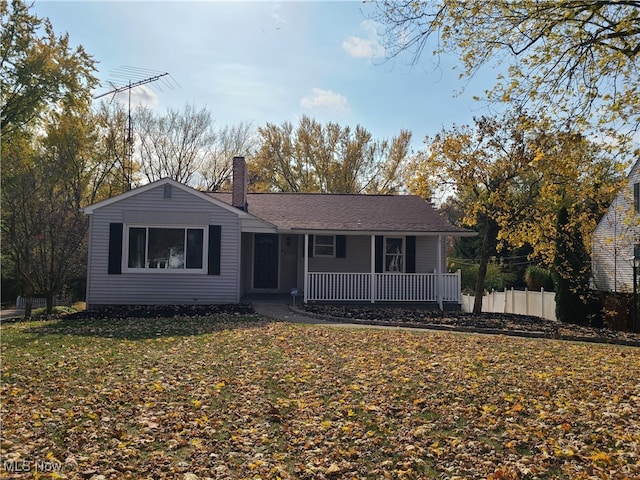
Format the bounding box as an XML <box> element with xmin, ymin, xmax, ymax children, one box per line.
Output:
<box><xmin>0</xmin><ymin>308</ymin><xmax>23</xmax><ymax>321</ymax></box>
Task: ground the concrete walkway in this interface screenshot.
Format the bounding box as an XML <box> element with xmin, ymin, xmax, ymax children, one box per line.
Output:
<box><xmin>251</xmin><ymin>302</ymin><xmax>439</xmax><ymax>333</ymax></box>
<box><xmin>252</xmin><ymin>302</ymin><xmax>333</xmax><ymax>325</ymax></box>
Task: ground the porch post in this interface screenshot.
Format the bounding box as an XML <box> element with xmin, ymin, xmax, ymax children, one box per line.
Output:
<box><xmin>304</xmin><ymin>234</ymin><xmax>309</xmax><ymax>303</ymax></box>
<box><xmin>437</xmin><ymin>235</ymin><xmax>443</xmax><ymax>310</ymax></box>
<box><xmin>370</xmin><ymin>235</ymin><xmax>376</xmax><ymax>303</ymax></box>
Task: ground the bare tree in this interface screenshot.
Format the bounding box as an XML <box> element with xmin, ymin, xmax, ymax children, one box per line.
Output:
<box><xmin>90</xmin><ymin>102</ymin><xmax>134</xmax><ymax>198</ymax></box>
<box><xmin>135</xmin><ymin>104</ymin><xmax>215</xmax><ymax>185</ymax></box>
<box><xmin>198</xmin><ymin>122</ymin><xmax>257</xmax><ymax>191</ymax></box>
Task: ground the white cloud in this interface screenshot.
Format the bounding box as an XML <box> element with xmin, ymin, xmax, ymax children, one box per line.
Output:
<box><xmin>342</xmin><ymin>20</ymin><xmax>385</xmax><ymax>59</ymax></box>
<box><xmin>342</xmin><ymin>36</ymin><xmax>385</xmax><ymax>59</ymax></box>
<box><xmin>271</xmin><ymin>3</ymin><xmax>287</xmax><ymax>25</ymax></box>
<box><xmin>113</xmin><ymin>85</ymin><xmax>159</xmax><ymax>108</ymax></box>
<box><xmin>300</xmin><ymin>88</ymin><xmax>349</xmax><ymax>111</ymax></box>
<box><xmin>131</xmin><ymin>85</ymin><xmax>159</xmax><ymax>107</ymax></box>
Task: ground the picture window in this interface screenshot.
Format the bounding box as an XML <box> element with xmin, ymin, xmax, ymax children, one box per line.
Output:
<box><xmin>126</xmin><ymin>226</ymin><xmax>205</xmax><ymax>271</ymax></box>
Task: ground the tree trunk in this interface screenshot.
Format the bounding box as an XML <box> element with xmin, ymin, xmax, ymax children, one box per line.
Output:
<box><xmin>24</xmin><ymin>296</ymin><xmax>33</xmax><ymax>319</ymax></box>
<box><xmin>46</xmin><ymin>292</ymin><xmax>54</xmax><ymax>315</ymax></box>
<box><xmin>473</xmin><ymin>218</ymin><xmax>498</xmax><ymax>314</ymax></box>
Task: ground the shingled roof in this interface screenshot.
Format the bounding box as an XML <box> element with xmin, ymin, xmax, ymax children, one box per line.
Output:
<box><xmin>209</xmin><ymin>192</ymin><xmax>471</xmax><ymax>235</ymax></box>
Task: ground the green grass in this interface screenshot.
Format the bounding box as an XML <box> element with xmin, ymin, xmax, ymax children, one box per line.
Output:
<box><xmin>1</xmin><ymin>315</ymin><xmax>639</xmax><ymax>479</ymax></box>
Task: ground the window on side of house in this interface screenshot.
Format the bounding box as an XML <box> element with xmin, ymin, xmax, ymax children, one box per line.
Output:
<box><xmin>384</xmin><ymin>237</ymin><xmax>404</xmax><ymax>272</ymax></box>
<box><xmin>314</xmin><ymin>235</ymin><xmax>335</xmax><ymax>257</ymax></box>
<box><xmin>634</xmin><ymin>183</ymin><xmax>640</xmax><ymax>213</ymax></box>
<box><xmin>126</xmin><ymin>226</ymin><xmax>206</xmax><ymax>271</ymax></box>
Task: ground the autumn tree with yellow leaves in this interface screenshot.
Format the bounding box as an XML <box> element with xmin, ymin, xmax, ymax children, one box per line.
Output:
<box><xmin>250</xmin><ymin>115</ymin><xmax>411</xmax><ymax>194</ymax></box>
<box><xmin>375</xmin><ymin>0</ymin><xmax>638</xmax><ymax>321</ymax></box>
<box><xmin>371</xmin><ymin>0</ymin><xmax>640</xmax><ymax>136</ymax></box>
<box><xmin>1</xmin><ymin>1</ymin><xmax>127</xmax><ymax>314</ymax></box>
<box><xmin>406</xmin><ymin>112</ymin><xmax>622</xmax><ymax>317</ymax></box>
<box><xmin>407</xmin><ymin>113</ymin><xmax>538</xmax><ymax>313</ymax></box>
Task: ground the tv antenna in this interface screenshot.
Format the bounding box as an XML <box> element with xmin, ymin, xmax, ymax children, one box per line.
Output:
<box><xmin>94</xmin><ymin>66</ymin><xmax>179</xmax><ymax>190</ymax></box>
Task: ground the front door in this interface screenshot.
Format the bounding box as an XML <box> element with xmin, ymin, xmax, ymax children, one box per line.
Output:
<box><xmin>254</xmin><ymin>234</ymin><xmax>279</xmax><ymax>289</ymax></box>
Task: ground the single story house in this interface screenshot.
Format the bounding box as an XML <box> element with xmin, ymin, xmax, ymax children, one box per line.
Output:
<box><xmin>83</xmin><ymin>157</ymin><xmax>474</xmax><ymax>309</ymax></box>
<box><xmin>592</xmin><ymin>159</ymin><xmax>640</xmax><ymax>293</ymax></box>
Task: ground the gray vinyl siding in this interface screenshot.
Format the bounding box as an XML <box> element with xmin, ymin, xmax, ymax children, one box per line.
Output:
<box><xmin>592</xmin><ymin>161</ymin><xmax>640</xmax><ymax>293</ymax></box>
<box><xmin>240</xmin><ymin>232</ymin><xmax>253</xmax><ymax>296</ymax></box>
<box><xmin>279</xmin><ymin>234</ymin><xmax>299</xmax><ymax>293</ymax></box>
<box><xmin>416</xmin><ymin>236</ymin><xmax>440</xmax><ymax>273</ymax></box>
<box><xmin>87</xmin><ymin>184</ymin><xmax>241</xmax><ymax>307</ymax></box>
<box><xmin>307</xmin><ymin>234</ymin><xmax>442</xmax><ymax>273</ymax></box>
<box><xmin>309</xmin><ymin>235</ymin><xmax>371</xmax><ymax>272</ymax></box>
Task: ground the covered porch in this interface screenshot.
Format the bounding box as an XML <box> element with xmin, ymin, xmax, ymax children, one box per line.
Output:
<box><xmin>240</xmin><ymin>231</ymin><xmax>463</xmax><ymax>308</ymax></box>
<box><xmin>300</xmin><ymin>233</ymin><xmax>461</xmax><ymax>308</ymax></box>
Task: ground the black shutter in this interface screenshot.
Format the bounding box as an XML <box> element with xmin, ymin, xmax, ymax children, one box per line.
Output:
<box><xmin>208</xmin><ymin>225</ymin><xmax>221</xmax><ymax>275</ymax></box>
<box><xmin>375</xmin><ymin>236</ymin><xmax>384</xmax><ymax>273</ymax></box>
<box><xmin>336</xmin><ymin>235</ymin><xmax>347</xmax><ymax>258</ymax></box>
<box><xmin>406</xmin><ymin>236</ymin><xmax>416</xmax><ymax>273</ymax></box>
<box><xmin>307</xmin><ymin>234</ymin><xmax>314</xmax><ymax>258</ymax></box>
<box><xmin>108</xmin><ymin>223</ymin><xmax>123</xmax><ymax>274</ymax></box>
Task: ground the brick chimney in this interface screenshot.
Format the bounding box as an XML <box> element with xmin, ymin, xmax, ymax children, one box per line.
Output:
<box><xmin>232</xmin><ymin>156</ymin><xmax>248</xmax><ymax>211</ymax></box>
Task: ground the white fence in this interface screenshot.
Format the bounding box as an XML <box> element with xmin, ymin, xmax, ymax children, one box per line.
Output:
<box><xmin>15</xmin><ymin>297</ymin><xmax>71</xmax><ymax>309</ymax></box>
<box><xmin>461</xmin><ymin>288</ymin><xmax>557</xmax><ymax>321</ymax></box>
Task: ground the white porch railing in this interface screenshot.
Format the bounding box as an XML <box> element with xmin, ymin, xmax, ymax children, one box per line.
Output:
<box><xmin>307</xmin><ymin>273</ymin><xmax>371</xmax><ymax>301</ymax></box>
<box><xmin>306</xmin><ymin>271</ymin><xmax>461</xmax><ymax>303</ymax></box>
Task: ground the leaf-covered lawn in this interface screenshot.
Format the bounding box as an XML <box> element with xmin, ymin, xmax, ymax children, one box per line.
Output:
<box><xmin>1</xmin><ymin>315</ymin><xmax>639</xmax><ymax>479</ymax></box>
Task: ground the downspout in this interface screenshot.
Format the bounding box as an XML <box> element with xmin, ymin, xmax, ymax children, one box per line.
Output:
<box><xmin>370</xmin><ymin>235</ymin><xmax>376</xmax><ymax>303</ymax></box>
<box><xmin>304</xmin><ymin>234</ymin><xmax>309</xmax><ymax>303</ymax></box>
<box><xmin>85</xmin><ymin>213</ymin><xmax>93</xmax><ymax>310</ymax></box>
<box><xmin>236</xmin><ymin>221</ymin><xmax>242</xmax><ymax>304</ymax></box>
<box><xmin>437</xmin><ymin>235</ymin><xmax>443</xmax><ymax>310</ymax></box>
<box><xmin>614</xmin><ymin>199</ymin><xmax>618</xmax><ymax>294</ymax></box>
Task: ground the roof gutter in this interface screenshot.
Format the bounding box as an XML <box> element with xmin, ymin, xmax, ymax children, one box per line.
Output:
<box><xmin>281</xmin><ymin>228</ymin><xmax>477</xmax><ymax>237</ymax></box>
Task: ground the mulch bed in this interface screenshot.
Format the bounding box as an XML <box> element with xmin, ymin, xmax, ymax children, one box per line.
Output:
<box><xmin>298</xmin><ymin>304</ymin><xmax>640</xmax><ymax>347</ymax></box>
<box><xmin>5</xmin><ymin>303</ymin><xmax>639</xmax><ymax>347</ymax></box>
<box><xmin>66</xmin><ymin>304</ymin><xmax>255</xmax><ymax>320</ymax></box>
<box><xmin>2</xmin><ymin>304</ymin><xmax>255</xmax><ymax>323</ymax></box>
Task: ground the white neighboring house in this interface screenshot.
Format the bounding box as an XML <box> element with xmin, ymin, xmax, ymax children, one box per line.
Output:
<box><xmin>592</xmin><ymin>160</ymin><xmax>640</xmax><ymax>293</ymax></box>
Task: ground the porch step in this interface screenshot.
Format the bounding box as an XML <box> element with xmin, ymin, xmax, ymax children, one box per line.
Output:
<box><xmin>242</xmin><ymin>293</ymin><xmax>296</xmax><ymax>304</ymax></box>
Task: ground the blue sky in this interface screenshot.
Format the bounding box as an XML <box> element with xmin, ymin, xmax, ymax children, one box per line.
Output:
<box><xmin>33</xmin><ymin>1</ymin><xmax>499</xmax><ymax>149</ymax></box>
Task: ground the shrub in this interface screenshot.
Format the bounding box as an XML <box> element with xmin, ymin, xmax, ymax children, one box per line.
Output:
<box><xmin>31</xmin><ymin>305</ymin><xmax>77</xmax><ymax>317</ymax></box>
<box><xmin>524</xmin><ymin>266</ymin><xmax>554</xmax><ymax>291</ymax></box>
<box><xmin>449</xmin><ymin>259</ymin><xmax>516</xmax><ymax>293</ymax></box>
